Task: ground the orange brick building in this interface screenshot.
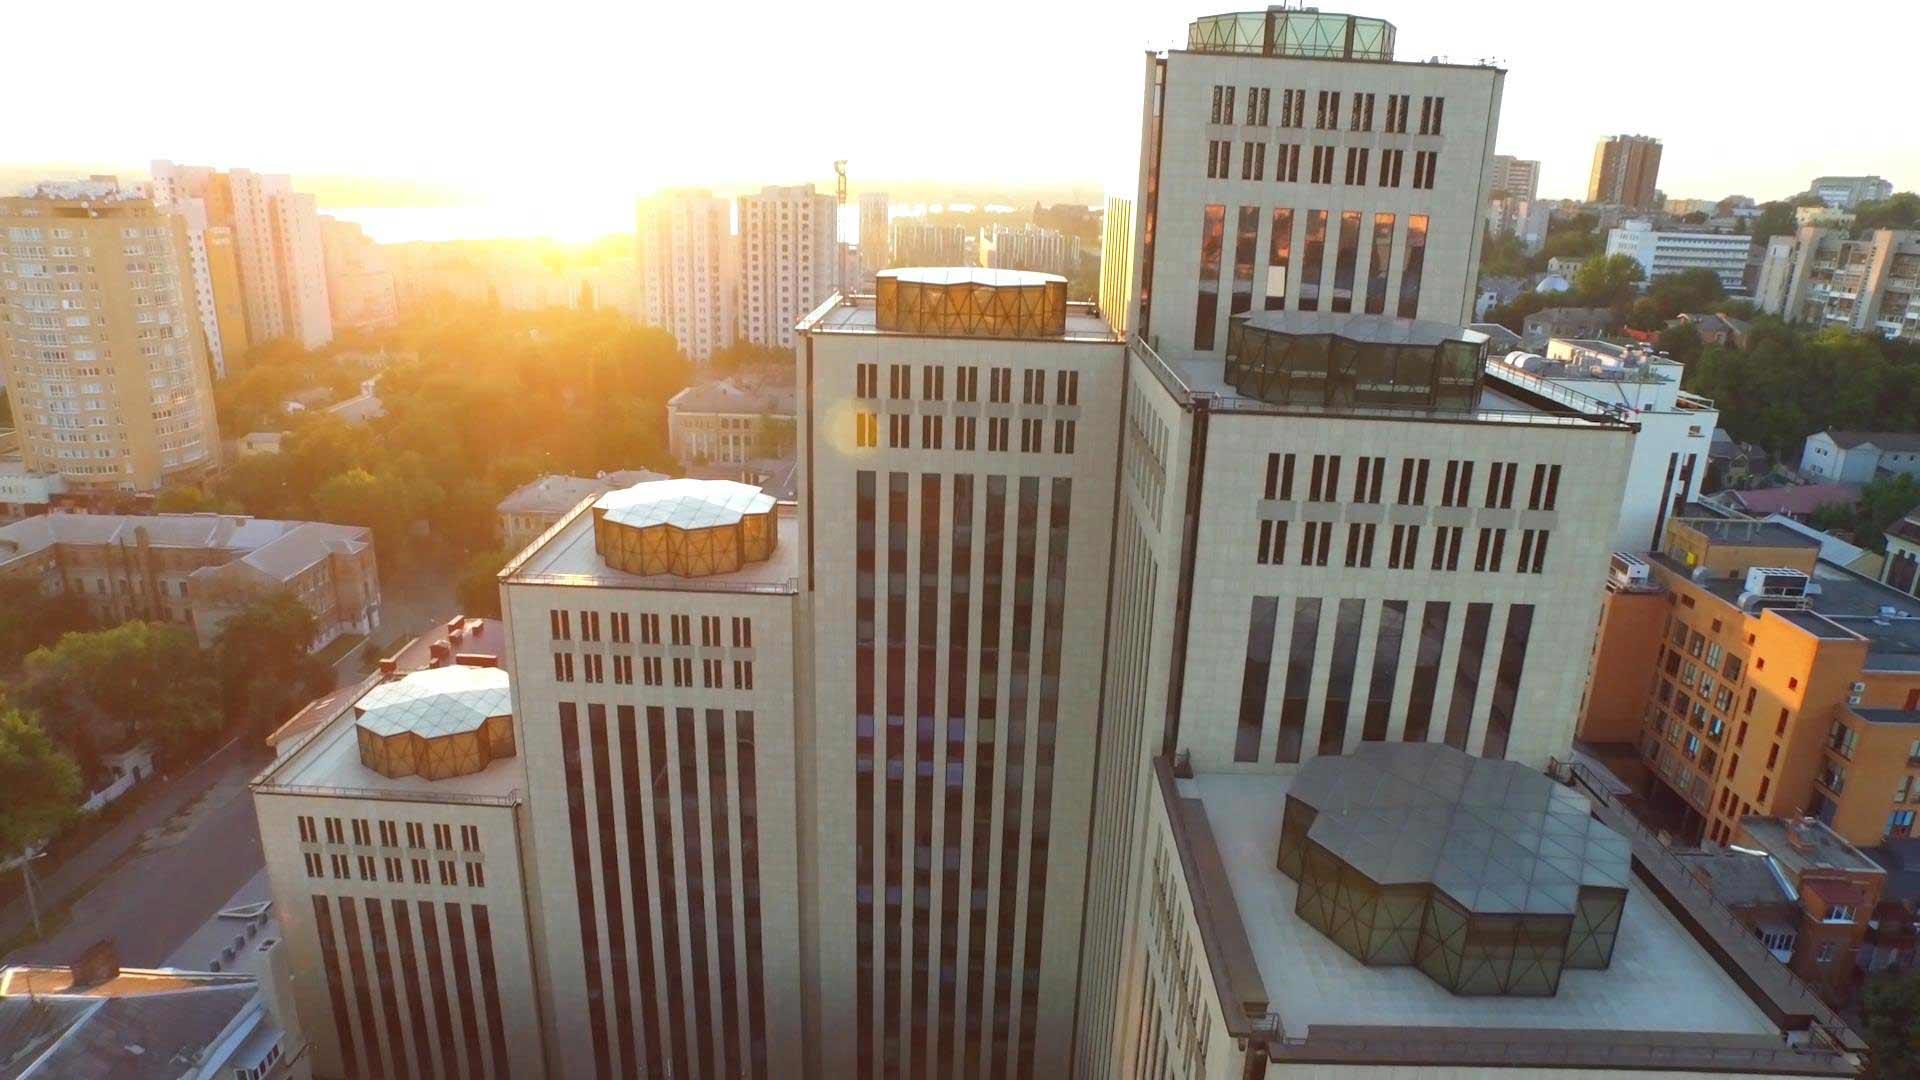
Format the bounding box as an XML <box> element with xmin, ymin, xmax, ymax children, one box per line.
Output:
<box><xmin>1580</xmin><ymin>517</ymin><xmax>1920</xmax><ymax>849</ymax></box>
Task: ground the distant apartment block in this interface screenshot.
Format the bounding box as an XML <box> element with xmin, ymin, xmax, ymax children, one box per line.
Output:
<box><xmin>1490</xmin><ymin>153</ymin><xmax>1540</xmax><ymax>200</ymax></box>
<box><xmin>857</xmin><ymin>191</ymin><xmax>890</xmax><ymax>277</ymax></box>
<box><xmin>169</xmin><ymin>197</ymin><xmax>247</xmax><ymax>377</ymax></box>
<box><xmin>1808</xmin><ymin>175</ymin><xmax>1894</xmax><ymax>211</ymax></box>
<box><xmin>977</xmin><ymin>223</ymin><xmax>1079</xmax><ymax>275</ymax></box>
<box><xmin>0</xmin><ymin>180</ymin><xmax>221</xmax><ymax>492</ymax></box>
<box><xmin>1486</xmin><ymin>195</ymin><xmax>1549</xmax><ymax>252</ymax></box>
<box><xmin>152</xmin><ymin>160</ymin><xmax>334</xmax><ymax>351</ymax></box>
<box><xmin>1799</xmin><ymin>429</ymin><xmax>1920</xmax><ymax>484</ymax></box>
<box><xmin>0</xmin><ymin>512</ymin><xmax>379</xmax><ymax>648</ymax></box>
<box><xmin>251</xmin><ymin>618</ymin><xmax>543</xmax><ymax>1080</ymax></box>
<box><xmin>636</xmin><ymin>189</ymin><xmax>736</xmax><ymax>362</ymax></box>
<box><xmin>736</xmin><ymin>185</ymin><xmax>836</xmax><ymax>350</ymax></box>
<box><xmin>495</xmin><ymin>470</ymin><xmax>668</xmax><ymax>549</ymax></box>
<box><xmin>1581</xmin><ymin>517</ymin><xmax>1920</xmax><ymax>851</ymax></box>
<box><xmin>1588</xmin><ymin>134</ymin><xmax>1663</xmax><ymax>209</ymax></box>
<box><xmin>1606</xmin><ymin>219</ymin><xmax>1753</xmax><ymax>293</ymax></box>
<box><xmin>666</xmin><ymin>370</ymin><xmax>796</xmax><ymax>467</ymax></box>
<box><xmin>888</xmin><ymin>220</ymin><xmax>969</xmax><ymax>267</ymax></box>
<box><xmin>1758</xmin><ymin>226</ymin><xmax>1920</xmax><ymax>341</ymax></box>
<box><xmin>318</xmin><ymin>217</ymin><xmax>399</xmax><ymax>332</ymax></box>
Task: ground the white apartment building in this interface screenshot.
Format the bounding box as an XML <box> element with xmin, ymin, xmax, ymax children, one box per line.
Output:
<box><xmin>1489</xmin><ymin>337</ymin><xmax>1720</xmax><ymax>551</ymax></box>
<box><xmin>251</xmin><ymin>622</ymin><xmax>546</xmax><ymax>1080</ymax></box>
<box><xmin>1605</xmin><ymin>219</ymin><xmax>1754</xmax><ymax>293</ymax></box>
<box><xmin>977</xmin><ymin>224</ymin><xmax>1078</xmax><ymax>275</ymax></box>
<box><xmin>1758</xmin><ymin>226</ymin><xmax>1920</xmax><ymax>342</ymax></box>
<box><xmin>1808</xmin><ymin>174</ymin><xmax>1893</xmax><ymax>210</ymax></box>
<box><xmin>153</xmin><ymin>161</ymin><xmax>334</xmax><ymax>350</ymax></box>
<box><xmin>500</xmin><ymin>479</ymin><xmax>806</xmax><ymax>1079</ymax></box>
<box><xmin>169</xmin><ymin>198</ymin><xmax>233</xmax><ymax>377</ymax></box>
<box><xmin>636</xmin><ymin>189</ymin><xmax>736</xmax><ymax>362</ymax></box>
<box><xmin>1127</xmin><ymin>13</ymin><xmax>1503</xmax><ymax>358</ymax></box>
<box><xmin>858</xmin><ymin>192</ymin><xmax>891</xmax><ymax>278</ymax></box>
<box><xmin>1490</xmin><ymin>152</ymin><xmax>1540</xmax><ymax>201</ymax></box>
<box><xmin>798</xmin><ymin>269</ymin><xmax>1125</xmax><ymax>1077</ymax></box>
<box><xmin>737</xmin><ymin>185</ymin><xmax>837</xmax><ymax>350</ymax></box>
<box><xmin>1486</xmin><ymin>195</ymin><xmax>1549</xmax><ymax>252</ymax></box>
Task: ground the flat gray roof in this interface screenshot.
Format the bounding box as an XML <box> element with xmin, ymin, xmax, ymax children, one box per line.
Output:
<box><xmin>1182</xmin><ymin>769</ymin><xmax>1779</xmax><ymax>1037</ymax></box>
<box><xmin>505</xmin><ymin>500</ymin><xmax>798</xmax><ymax>593</ymax></box>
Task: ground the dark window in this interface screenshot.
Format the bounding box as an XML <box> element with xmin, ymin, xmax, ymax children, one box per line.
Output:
<box><xmin>443</xmin><ymin>903</ymin><xmax>486</xmax><ymax>1079</ymax></box>
<box><xmin>1397</xmin><ymin>214</ymin><xmax>1428</xmax><ymax>318</ymax></box>
<box><xmin>1363</xmin><ymin>600</ymin><xmax>1408</xmax><ymax>741</ymax></box>
<box><xmin>938</xmin><ymin>477</ymin><xmax>972</xmax><ymax>1070</ymax></box>
<box><xmin>558</xmin><ymin>704</ymin><xmax>612</xmax><ymax>1078</ymax></box>
<box><xmin>854</xmin><ymin>469</ymin><xmax>876</xmax><ymax>1071</ymax></box>
<box><xmin>1364</xmin><ymin>213</ymin><xmax>1394</xmax><ymax>314</ymax></box>
<box><xmin>1331</xmin><ymin>210</ymin><xmax>1361</xmax><ymax>313</ymax></box>
<box><xmin>883</xmin><ymin>471</ymin><xmax>909</xmax><ymax>1070</ymax></box>
<box><xmin>738</xmin><ymin>712</ymin><xmax>769</xmax><ymax>1075</ymax></box>
<box><xmin>335</xmin><ymin>898</ymin><xmax>387</xmax><ymax>1079</ymax></box>
<box><xmin>990</xmin><ymin>476</ymin><xmax>1042</xmax><ymax>1064</ymax></box>
<box><xmin>1298</xmin><ymin>210</ymin><xmax>1327</xmax><ymax>311</ymax></box>
<box><xmin>966</xmin><ymin>475</ymin><xmax>1008</xmax><ymax>1065</ymax></box>
<box><xmin>1265</xmin><ymin>208</ymin><xmax>1292</xmax><ymax>309</ymax></box>
<box><xmin>1444</xmin><ymin>603</ymin><xmax>1494</xmax><ymax>750</ymax></box>
<box><xmin>1230</xmin><ymin>206</ymin><xmax>1260</xmax><ymax>316</ymax></box>
<box><xmin>615</xmin><ymin>706</ymin><xmax>667</xmax><ymax>1075</ymax></box>
<box><xmin>587</xmin><ymin>705</ymin><xmax>637</xmax><ymax>1074</ymax></box>
<box><xmin>1403</xmin><ymin>602</ymin><xmax>1451</xmax><ymax>742</ymax></box>
<box><xmin>311</xmin><ymin>896</ymin><xmax>362</xmax><ymax>1078</ymax></box>
<box><xmin>1236</xmin><ymin>596</ymin><xmax>1279</xmax><ymax>761</ymax></box>
<box><xmin>1320</xmin><ymin>599</ymin><xmax>1365</xmax><ymax>754</ymax></box>
<box><xmin>415</xmin><ymin>902</ymin><xmax>459</xmax><ymax>1076</ymax></box>
<box><xmin>676</xmin><ymin>710</ymin><xmax>715</xmax><ymax>1079</ymax></box>
<box><xmin>470</xmin><ymin>905</ymin><xmax>512</xmax><ymax>1079</ymax></box>
<box><xmin>910</xmin><ymin>474</ymin><xmax>940</xmax><ymax>1068</ymax></box>
<box><xmin>1276</xmin><ymin>598</ymin><xmax>1323</xmax><ymax>762</ymax></box>
<box><xmin>1343</xmin><ymin>523</ymin><xmax>1376</xmax><ymax>568</ymax></box>
<box><xmin>1194</xmin><ymin>205</ymin><xmax>1226</xmax><ymax>350</ymax></box>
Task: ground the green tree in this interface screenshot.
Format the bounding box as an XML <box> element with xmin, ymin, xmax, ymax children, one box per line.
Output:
<box><xmin>213</xmin><ymin>592</ymin><xmax>334</xmax><ymax>728</ymax></box>
<box><xmin>1856</xmin><ymin>192</ymin><xmax>1920</xmax><ymax>232</ymax></box>
<box><xmin>1539</xmin><ymin>212</ymin><xmax>1605</xmax><ymax>262</ymax></box>
<box><xmin>1862</xmin><ymin>969</ymin><xmax>1920</xmax><ymax>1079</ymax></box>
<box><xmin>19</xmin><ymin>621</ymin><xmax>221</xmax><ymax>760</ymax></box>
<box><xmin>1477</xmin><ymin>228</ymin><xmax>1531</xmax><ymax>279</ymax></box>
<box><xmin>0</xmin><ymin>579</ymin><xmax>91</xmax><ymax>672</ymax></box>
<box><xmin>1656</xmin><ymin>320</ymin><xmax>1704</xmax><ymax>365</ymax></box>
<box><xmin>154</xmin><ymin>484</ymin><xmax>230</xmax><ymax>514</ymax></box>
<box><xmin>0</xmin><ymin>699</ymin><xmax>81</xmax><ymax>857</ymax></box>
<box><xmin>1644</xmin><ymin>269</ymin><xmax>1726</xmax><ymax>320</ymax></box>
<box><xmin>1573</xmin><ymin>254</ymin><xmax>1645</xmax><ymax>305</ymax></box>
<box><xmin>455</xmin><ymin>547</ymin><xmax>514</xmax><ymax>619</ymax></box>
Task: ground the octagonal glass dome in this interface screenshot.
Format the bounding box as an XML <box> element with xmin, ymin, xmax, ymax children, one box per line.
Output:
<box><xmin>591</xmin><ymin>477</ymin><xmax>777</xmax><ymax>578</ymax></box>
<box><xmin>354</xmin><ymin>665</ymin><xmax>515</xmax><ymax>780</ymax></box>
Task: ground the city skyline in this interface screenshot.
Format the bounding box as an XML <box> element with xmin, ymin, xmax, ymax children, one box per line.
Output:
<box><xmin>5</xmin><ymin>0</ymin><xmax>1911</xmax><ymax>244</ymax></box>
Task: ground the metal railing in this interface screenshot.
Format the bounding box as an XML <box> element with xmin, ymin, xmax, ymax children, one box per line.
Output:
<box><xmin>252</xmin><ymin>782</ymin><xmax>523</xmax><ymax>808</ymax></box>
<box><xmin>1267</xmin><ymin>1029</ymin><xmax>1856</xmax><ymax>1073</ymax></box>
<box><xmin>1548</xmin><ymin>758</ymin><xmax>1864</xmax><ymax>1055</ymax></box>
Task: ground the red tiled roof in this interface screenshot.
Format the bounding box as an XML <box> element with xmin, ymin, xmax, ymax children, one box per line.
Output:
<box><xmin>1729</xmin><ymin>484</ymin><xmax>1860</xmax><ymax>516</ymax></box>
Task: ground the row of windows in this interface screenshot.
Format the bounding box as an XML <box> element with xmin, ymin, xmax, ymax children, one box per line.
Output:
<box><xmin>1211</xmin><ymin>85</ymin><xmax>1443</xmax><ymax>135</ymax></box>
<box><xmin>298</xmin><ymin>815</ymin><xmax>478</xmax><ymax>854</ymax></box>
<box><xmin>1207</xmin><ymin>140</ymin><xmax>1436</xmax><ymax>191</ymax></box>
<box><xmin>853</xmin><ymin>411</ymin><xmax>1079</xmax><ymax>455</ymax></box>
<box><xmin>854</xmin><ymin>362</ymin><xmax>1080</xmax><ymax>407</ymax></box>
<box><xmin>1193</xmin><ymin>205</ymin><xmax>1434</xmax><ymax>349</ymax></box>
<box><xmin>1256</xmin><ymin>519</ymin><xmax>1553</xmax><ymax>575</ymax></box>
<box><xmin>550</xmin><ymin>608</ymin><xmax>752</xmax><ymax>648</ymax></box>
<box><xmin>304</xmin><ymin>851</ymin><xmax>487</xmax><ymax>889</ymax></box>
<box><xmin>1235</xmin><ymin>597</ymin><xmax>1536</xmax><ymax>763</ymax></box>
<box><xmin>553</xmin><ymin>650</ymin><xmax>755</xmax><ymax>690</ymax></box>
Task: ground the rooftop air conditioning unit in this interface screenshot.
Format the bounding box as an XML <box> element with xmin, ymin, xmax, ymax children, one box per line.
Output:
<box><xmin>1609</xmin><ymin>552</ymin><xmax>1651</xmax><ymax>590</ymax></box>
<box><xmin>1739</xmin><ymin>566</ymin><xmax>1811</xmax><ymax>611</ymax></box>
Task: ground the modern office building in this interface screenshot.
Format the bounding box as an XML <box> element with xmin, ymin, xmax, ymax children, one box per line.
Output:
<box><xmin>1129</xmin><ymin>7</ymin><xmax>1505</xmax><ymax>359</ymax></box>
<box><xmin>889</xmin><ymin>220</ymin><xmax>970</xmax><ymax>268</ymax></box>
<box><xmin>252</xmin><ymin>619</ymin><xmax>545</xmax><ymax>1080</ymax></box>
<box><xmin>1588</xmin><ymin>134</ymin><xmax>1663</xmax><ymax>209</ymax></box>
<box><xmin>153</xmin><ymin>160</ymin><xmax>334</xmax><ymax>351</ymax></box>
<box><xmin>1757</xmin><ymin>226</ymin><xmax>1920</xmax><ymax>341</ymax></box>
<box><xmin>1606</xmin><ymin>219</ymin><xmax>1754</xmax><ymax>293</ymax></box>
<box><xmin>1808</xmin><ymin>175</ymin><xmax>1894</xmax><ymax>211</ymax></box>
<box><xmin>1490</xmin><ymin>153</ymin><xmax>1541</xmax><ymax>201</ymax></box>
<box><xmin>1580</xmin><ymin>517</ymin><xmax>1920</xmax><ymax>852</ymax></box>
<box><xmin>0</xmin><ymin>512</ymin><xmax>380</xmax><ymax>649</ymax></box>
<box><xmin>0</xmin><ymin>179</ymin><xmax>221</xmax><ymax>492</ymax></box>
<box><xmin>1488</xmin><ymin>338</ymin><xmax>1720</xmax><ymax>551</ymax></box>
<box><xmin>318</xmin><ymin>217</ymin><xmax>399</xmax><ymax>333</ymax></box>
<box><xmin>858</xmin><ymin>192</ymin><xmax>891</xmax><ymax>278</ymax></box>
<box><xmin>737</xmin><ymin>185</ymin><xmax>837</xmax><ymax>350</ymax></box>
<box><xmin>636</xmin><ymin>189</ymin><xmax>737</xmax><ymax>362</ymax></box>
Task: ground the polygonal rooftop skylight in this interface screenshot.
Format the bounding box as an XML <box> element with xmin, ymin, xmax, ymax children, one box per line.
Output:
<box><xmin>593</xmin><ymin>478</ymin><xmax>775</xmax><ymax>531</ymax></box>
<box><xmin>355</xmin><ymin>665</ymin><xmax>511</xmax><ymax>739</ymax></box>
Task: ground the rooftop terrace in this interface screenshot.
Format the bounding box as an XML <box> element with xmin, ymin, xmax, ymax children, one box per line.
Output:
<box><xmin>504</xmin><ymin>494</ymin><xmax>799</xmax><ymax>594</ymax></box>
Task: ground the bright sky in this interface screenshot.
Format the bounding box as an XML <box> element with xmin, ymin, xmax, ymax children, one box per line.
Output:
<box><xmin>8</xmin><ymin>0</ymin><xmax>1912</xmax><ymax>238</ymax></box>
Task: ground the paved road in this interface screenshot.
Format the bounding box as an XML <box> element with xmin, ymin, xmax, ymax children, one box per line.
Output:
<box><xmin>1</xmin><ymin>738</ymin><xmax>270</xmax><ymax>967</ymax></box>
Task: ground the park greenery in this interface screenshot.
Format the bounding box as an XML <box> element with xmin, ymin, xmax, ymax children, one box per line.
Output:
<box><xmin>0</xmin><ymin>698</ymin><xmax>82</xmax><ymax>859</ymax></box>
<box><xmin>1863</xmin><ymin>968</ymin><xmax>1920</xmax><ymax>1079</ymax></box>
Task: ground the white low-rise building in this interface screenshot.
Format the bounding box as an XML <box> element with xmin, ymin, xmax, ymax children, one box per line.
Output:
<box><xmin>1800</xmin><ymin>429</ymin><xmax>1920</xmax><ymax>484</ymax></box>
<box><xmin>1606</xmin><ymin>219</ymin><xmax>1754</xmax><ymax>293</ymax></box>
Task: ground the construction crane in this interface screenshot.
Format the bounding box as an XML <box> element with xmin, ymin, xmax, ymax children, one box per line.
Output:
<box><xmin>834</xmin><ymin>160</ymin><xmax>848</xmax><ymax>206</ymax></box>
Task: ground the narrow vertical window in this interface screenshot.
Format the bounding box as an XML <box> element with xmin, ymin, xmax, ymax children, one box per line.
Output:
<box><xmin>311</xmin><ymin>896</ymin><xmax>362</xmax><ymax>1078</ymax></box>
<box><xmin>1444</xmin><ymin>603</ymin><xmax>1494</xmax><ymax>750</ymax></box>
<box><xmin>1230</xmin><ymin>206</ymin><xmax>1260</xmax><ymax>316</ymax></box>
<box><xmin>1235</xmin><ymin>596</ymin><xmax>1279</xmax><ymax>761</ymax></box>
<box><xmin>1298</xmin><ymin>210</ymin><xmax>1327</xmax><ymax>311</ymax></box>
<box><xmin>675</xmin><ymin>711</ymin><xmax>715</xmax><ymax>1080</ymax></box>
<box><xmin>1397</xmin><ymin>214</ymin><xmax>1428</xmax><ymax>318</ymax></box>
<box><xmin>616</xmin><ymin>706</ymin><xmax>666</xmax><ymax>1076</ymax></box>
<box><xmin>1194</xmin><ymin>205</ymin><xmax>1226</xmax><ymax>350</ymax></box>
<box><xmin>1403</xmin><ymin>602</ymin><xmax>1450</xmax><ymax>743</ymax></box>
<box><xmin>648</xmin><ymin>707</ymin><xmax>691</xmax><ymax>1077</ymax></box>
<box><xmin>558</xmin><ymin>703</ymin><xmax>612</xmax><ymax>1078</ymax></box>
<box><xmin>937</xmin><ymin>477</ymin><xmax>972</xmax><ymax>1070</ymax></box>
<box><xmin>587</xmin><ymin>705</ymin><xmax>636</xmax><ymax>1075</ymax></box>
<box><xmin>1319</xmin><ymin>599</ymin><xmax>1365</xmax><ymax>755</ymax></box>
<box><xmin>1275</xmin><ymin>598</ymin><xmax>1322</xmax><ymax>763</ymax></box>
<box><xmin>1483</xmin><ymin>606</ymin><xmax>1535</xmax><ymax>760</ymax></box>
<box><xmin>853</xmin><ymin>470</ymin><xmax>876</xmax><ymax>1071</ymax></box>
<box><xmin>1362</xmin><ymin>600</ymin><xmax>1407</xmax><ymax>741</ymax></box>
<box><xmin>1264</xmin><ymin>208</ymin><xmax>1292</xmax><ymax>310</ymax></box>
<box><xmin>1364</xmin><ymin>213</ymin><xmax>1394</xmax><ymax>314</ymax></box>
<box><xmin>1331</xmin><ymin>210</ymin><xmax>1361</xmax><ymax>313</ymax></box>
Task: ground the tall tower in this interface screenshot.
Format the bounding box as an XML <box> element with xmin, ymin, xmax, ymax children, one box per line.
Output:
<box><xmin>1587</xmin><ymin>135</ymin><xmax>1662</xmax><ymax>209</ymax></box>
<box><xmin>858</xmin><ymin>192</ymin><xmax>891</xmax><ymax>278</ymax></box>
<box><xmin>798</xmin><ymin>269</ymin><xmax>1124</xmax><ymax>1076</ymax></box>
<box><xmin>737</xmin><ymin>185</ymin><xmax>837</xmax><ymax>350</ymax></box>
<box><xmin>0</xmin><ymin>179</ymin><xmax>221</xmax><ymax>492</ymax></box>
<box><xmin>1128</xmin><ymin>7</ymin><xmax>1503</xmax><ymax>357</ymax></box>
<box><xmin>636</xmin><ymin>189</ymin><xmax>736</xmax><ymax>362</ymax></box>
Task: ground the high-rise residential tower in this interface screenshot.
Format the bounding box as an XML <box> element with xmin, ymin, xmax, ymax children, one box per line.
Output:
<box><xmin>319</xmin><ymin>217</ymin><xmax>400</xmax><ymax>332</ymax></box>
<box><xmin>1587</xmin><ymin>134</ymin><xmax>1663</xmax><ymax>209</ymax></box>
<box><xmin>1128</xmin><ymin>8</ymin><xmax>1504</xmax><ymax>357</ymax></box>
<box><xmin>152</xmin><ymin>160</ymin><xmax>334</xmax><ymax>351</ymax></box>
<box><xmin>636</xmin><ymin>189</ymin><xmax>737</xmax><ymax>362</ymax></box>
<box><xmin>1490</xmin><ymin>153</ymin><xmax>1541</xmax><ymax>201</ymax></box>
<box><xmin>797</xmin><ymin>269</ymin><xmax>1124</xmax><ymax>1076</ymax></box>
<box><xmin>737</xmin><ymin>185</ymin><xmax>837</xmax><ymax>350</ymax></box>
<box><xmin>0</xmin><ymin>179</ymin><xmax>220</xmax><ymax>491</ymax></box>
<box><xmin>858</xmin><ymin>192</ymin><xmax>891</xmax><ymax>278</ymax></box>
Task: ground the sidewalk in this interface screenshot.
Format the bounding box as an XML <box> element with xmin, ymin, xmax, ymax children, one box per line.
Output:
<box><xmin>0</xmin><ymin>735</ymin><xmax>249</xmax><ymax>955</ymax></box>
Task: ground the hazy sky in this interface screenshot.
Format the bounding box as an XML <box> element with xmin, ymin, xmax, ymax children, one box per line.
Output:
<box><xmin>8</xmin><ymin>0</ymin><xmax>1912</xmax><ymax>228</ymax></box>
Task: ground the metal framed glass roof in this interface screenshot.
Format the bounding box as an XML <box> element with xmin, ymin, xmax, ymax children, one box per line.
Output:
<box><xmin>593</xmin><ymin>478</ymin><xmax>776</xmax><ymax>530</ymax></box>
<box><xmin>355</xmin><ymin>666</ymin><xmax>510</xmax><ymax>738</ymax></box>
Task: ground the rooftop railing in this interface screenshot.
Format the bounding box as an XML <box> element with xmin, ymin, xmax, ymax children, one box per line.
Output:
<box><xmin>253</xmin><ymin>781</ymin><xmax>522</xmax><ymax>808</ymax></box>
